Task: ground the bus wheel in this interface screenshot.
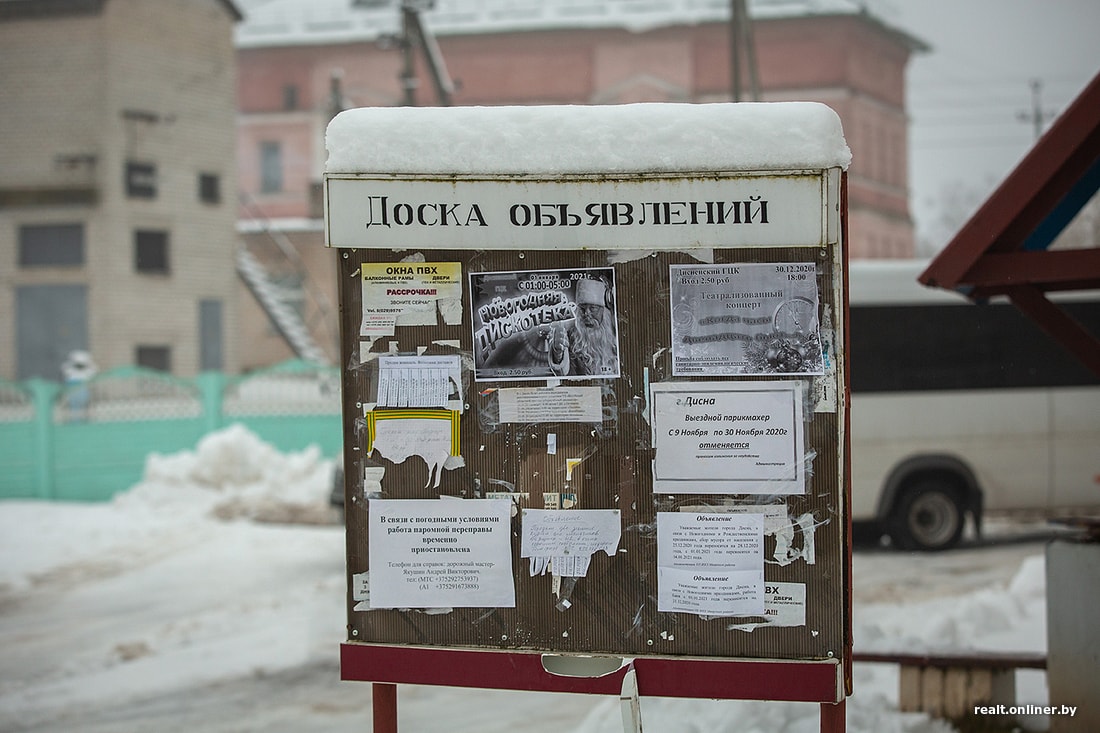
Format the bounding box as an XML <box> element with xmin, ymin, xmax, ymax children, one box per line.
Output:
<box><xmin>889</xmin><ymin>479</ymin><xmax>965</xmax><ymax>551</ymax></box>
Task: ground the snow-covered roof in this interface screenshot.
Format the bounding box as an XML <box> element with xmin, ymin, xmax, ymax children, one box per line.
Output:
<box><xmin>325</xmin><ymin>102</ymin><xmax>851</xmax><ymax>175</ymax></box>
<box><xmin>235</xmin><ymin>0</ymin><xmax>868</xmax><ymax>49</ymax></box>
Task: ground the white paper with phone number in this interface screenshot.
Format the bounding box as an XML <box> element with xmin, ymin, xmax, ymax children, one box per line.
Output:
<box><xmin>368</xmin><ymin>499</ymin><xmax>515</xmax><ymax>609</ymax></box>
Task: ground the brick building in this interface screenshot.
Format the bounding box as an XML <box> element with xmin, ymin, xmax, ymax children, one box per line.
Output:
<box><xmin>233</xmin><ymin>0</ymin><xmax>927</xmax><ymax>367</ymax></box>
<box><xmin>0</xmin><ymin>0</ymin><xmax>243</xmax><ymax>380</ymax></box>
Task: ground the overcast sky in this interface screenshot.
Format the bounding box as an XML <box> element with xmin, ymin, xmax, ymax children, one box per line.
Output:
<box><xmin>870</xmin><ymin>0</ymin><xmax>1100</xmax><ymax>249</ymax></box>
<box><xmin>234</xmin><ymin>0</ymin><xmax>1100</xmax><ymax>252</ymax></box>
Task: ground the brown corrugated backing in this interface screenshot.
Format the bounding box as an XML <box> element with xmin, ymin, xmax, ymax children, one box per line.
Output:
<box><xmin>339</xmin><ymin>246</ymin><xmax>847</xmax><ymax>662</ymax></box>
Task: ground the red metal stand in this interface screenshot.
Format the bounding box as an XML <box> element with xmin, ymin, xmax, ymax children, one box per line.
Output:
<box><xmin>372</xmin><ymin>683</ymin><xmax>397</xmax><ymax>733</ymax></box>
<box><xmin>820</xmin><ymin>699</ymin><xmax>846</xmax><ymax>733</ymax></box>
<box><xmin>346</xmin><ymin>644</ymin><xmax>846</xmax><ymax>732</ymax></box>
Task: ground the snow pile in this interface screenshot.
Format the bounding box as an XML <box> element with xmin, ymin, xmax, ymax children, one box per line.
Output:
<box><xmin>121</xmin><ymin>423</ymin><xmax>335</xmax><ymax>523</ymax></box>
<box><xmin>578</xmin><ymin>694</ymin><xmax>958</xmax><ymax>733</ymax></box>
<box><xmin>854</xmin><ymin>556</ymin><xmax>1046</xmax><ymax>655</ymax></box>
<box><xmin>326</xmin><ymin>102</ymin><xmax>851</xmax><ymax>175</ymax></box>
<box><xmin>0</xmin><ymin>425</ymin><xmax>1052</xmax><ymax>732</ymax></box>
<box><xmin>0</xmin><ymin>426</ymin><xmax>345</xmax><ymax>731</ymax></box>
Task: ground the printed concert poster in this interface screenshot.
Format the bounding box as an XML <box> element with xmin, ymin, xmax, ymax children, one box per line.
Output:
<box><xmin>470</xmin><ymin>267</ymin><xmax>621</xmax><ymax>382</ymax></box>
<box><xmin>669</xmin><ymin>262</ymin><xmax>825</xmax><ymax>377</ymax></box>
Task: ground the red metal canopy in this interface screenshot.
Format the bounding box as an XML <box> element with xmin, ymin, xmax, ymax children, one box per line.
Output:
<box><xmin>920</xmin><ymin>72</ymin><xmax>1100</xmax><ymax>376</ymax></box>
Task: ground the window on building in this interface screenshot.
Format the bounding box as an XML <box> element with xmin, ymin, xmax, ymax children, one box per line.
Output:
<box><xmin>199</xmin><ymin>173</ymin><xmax>221</xmax><ymax>204</ymax></box>
<box><xmin>199</xmin><ymin>299</ymin><xmax>224</xmax><ymax>371</ymax></box>
<box><xmin>125</xmin><ymin>161</ymin><xmax>157</xmax><ymax>198</ymax></box>
<box><xmin>260</xmin><ymin>141</ymin><xmax>282</xmax><ymax>193</ymax></box>
<box><xmin>134</xmin><ymin>229</ymin><xmax>170</xmax><ymax>274</ymax></box>
<box><xmin>283</xmin><ymin>84</ymin><xmax>299</xmax><ymax>111</ymax></box>
<box><xmin>889</xmin><ymin>130</ymin><xmax>902</xmax><ymax>187</ymax></box>
<box><xmin>136</xmin><ymin>345</ymin><xmax>172</xmax><ymax>373</ymax></box>
<box><xmin>877</xmin><ymin>127</ymin><xmax>888</xmax><ymax>184</ymax></box>
<box><xmin>19</xmin><ymin>223</ymin><xmax>85</xmax><ymax>267</ymax></box>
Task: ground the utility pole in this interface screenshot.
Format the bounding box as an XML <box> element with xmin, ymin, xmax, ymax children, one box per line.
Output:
<box><xmin>399</xmin><ymin>5</ymin><xmax>419</xmax><ymax>107</ymax></box>
<box><xmin>397</xmin><ymin>0</ymin><xmax>454</xmax><ymax>107</ymax></box>
<box><xmin>729</xmin><ymin>0</ymin><xmax>760</xmax><ymax>102</ymax></box>
<box><xmin>1017</xmin><ymin>78</ymin><xmax>1057</xmax><ymax>141</ymax></box>
<box><xmin>328</xmin><ymin>68</ymin><xmax>348</xmax><ymax>121</ymax></box>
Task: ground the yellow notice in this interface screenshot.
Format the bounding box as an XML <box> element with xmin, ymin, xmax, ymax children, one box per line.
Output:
<box><xmin>361</xmin><ymin>262</ymin><xmax>462</xmax><ymax>338</ymax></box>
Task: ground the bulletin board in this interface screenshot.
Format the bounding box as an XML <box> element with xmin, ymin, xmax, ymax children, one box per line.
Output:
<box><xmin>328</xmin><ymin>168</ymin><xmax>851</xmax><ymax>697</ymax></box>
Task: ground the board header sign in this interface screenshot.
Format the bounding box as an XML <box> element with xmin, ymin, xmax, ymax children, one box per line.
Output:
<box><xmin>325</xmin><ymin>172</ymin><xmax>840</xmax><ymax>250</ymax></box>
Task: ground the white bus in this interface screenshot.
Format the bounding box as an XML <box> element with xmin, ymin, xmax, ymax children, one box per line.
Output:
<box><xmin>848</xmin><ymin>260</ymin><xmax>1100</xmax><ymax>550</ymax></box>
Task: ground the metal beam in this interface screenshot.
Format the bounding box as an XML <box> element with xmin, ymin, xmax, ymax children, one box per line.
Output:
<box><xmin>1005</xmin><ymin>284</ymin><xmax>1100</xmax><ymax>378</ymax></box>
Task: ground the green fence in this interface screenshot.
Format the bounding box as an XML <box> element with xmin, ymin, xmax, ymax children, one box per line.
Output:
<box><xmin>0</xmin><ymin>360</ymin><xmax>342</xmax><ymax>502</ymax></box>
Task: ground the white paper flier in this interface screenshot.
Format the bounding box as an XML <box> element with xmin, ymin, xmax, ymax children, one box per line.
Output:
<box><xmin>669</xmin><ymin>262</ymin><xmax>824</xmax><ymax>377</ymax></box>
<box><xmin>368</xmin><ymin>499</ymin><xmax>515</xmax><ymax>608</ymax></box>
<box><xmin>361</xmin><ymin>262</ymin><xmax>462</xmax><ymax>338</ymax></box>
<box><xmin>650</xmin><ymin>380</ymin><xmax>805</xmax><ymax>494</ymax></box>
<box><xmin>656</xmin><ymin>511</ymin><xmax>765</xmax><ymax>616</ymax></box>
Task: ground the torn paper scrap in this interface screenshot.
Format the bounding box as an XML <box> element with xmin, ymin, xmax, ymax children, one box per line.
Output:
<box><xmin>365</xmin><ymin>409</ymin><xmax>460</xmax><ymax>488</ymax></box>
<box><xmin>727</xmin><ymin>582</ymin><xmax>807</xmax><ymax>631</ymax></box>
<box><xmin>796</xmin><ymin>513</ymin><xmax>817</xmax><ymax>564</ymax></box>
<box><xmin>362</xmin><ymin>466</ymin><xmax>386</xmax><ymax>498</ymax></box>
<box><xmin>679</xmin><ymin>503</ymin><xmax>815</xmax><ymax>566</ymax></box>
<box><xmin>352</xmin><ymin>571</ymin><xmax>370</xmax><ymax>602</ymax></box>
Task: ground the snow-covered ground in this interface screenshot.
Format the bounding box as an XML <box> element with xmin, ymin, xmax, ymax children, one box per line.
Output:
<box><xmin>0</xmin><ymin>425</ymin><xmax>1059</xmax><ymax>733</ymax></box>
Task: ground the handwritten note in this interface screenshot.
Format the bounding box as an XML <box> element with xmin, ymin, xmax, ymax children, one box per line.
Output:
<box><xmin>521</xmin><ymin>509</ymin><xmax>621</xmax><ymax>578</ymax></box>
<box><xmin>365</xmin><ymin>409</ymin><xmax>459</xmax><ymax>488</ymax></box>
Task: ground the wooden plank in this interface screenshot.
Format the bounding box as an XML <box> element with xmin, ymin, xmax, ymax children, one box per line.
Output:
<box><xmin>898</xmin><ymin>666</ymin><xmax>922</xmax><ymax>713</ymax></box>
<box><xmin>919</xmin><ymin>667</ymin><xmax>945</xmax><ymax>718</ymax></box>
<box><xmin>990</xmin><ymin>669</ymin><xmax>1016</xmax><ymax>708</ymax></box>
<box><xmin>942</xmin><ymin>667</ymin><xmax>971</xmax><ymax>719</ymax></box>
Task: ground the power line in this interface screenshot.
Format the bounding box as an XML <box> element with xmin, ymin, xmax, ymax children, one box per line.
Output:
<box><xmin>908</xmin><ymin>73</ymin><xmax>1091</xmax><ymax>91</ymax></box>
<box><xmin>911</xmin><ymin>140</ymin><xmax>1031</xmax><ymax>151</ymax></box>
<box><xmin>1016</xmin><ymin>78</ymin><xmax>1059</xmax><ymax>140</ymax></box>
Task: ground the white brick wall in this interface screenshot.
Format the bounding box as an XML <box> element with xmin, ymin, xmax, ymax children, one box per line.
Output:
<box><xmin>0</xmin><ymin>0</ymin><xmax>240</xmax><ymax>379</ymax></box>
